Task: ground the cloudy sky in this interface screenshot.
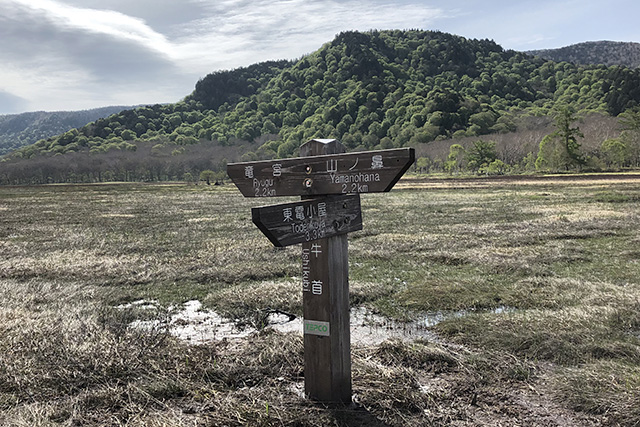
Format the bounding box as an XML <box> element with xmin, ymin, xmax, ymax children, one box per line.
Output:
<box><xmin>1</xmin><ymin>0</ymin><xmax>638</xmax><ymax>114</ymax></box>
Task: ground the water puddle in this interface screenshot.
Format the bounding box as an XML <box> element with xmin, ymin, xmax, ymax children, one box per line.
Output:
<box><xmin>119</xmin><ymin>300</ymin><xmax>438</xmax><ymax>346</ymax></box>
<box><xmin>350</xmin><ymin>307</ymin><xmax>438</xmax><ymax>345</ymax></box>
<box><xmin>119</xmin><ymin>300</ymin><xmax>515</xmax><ymax>346</ymax></box>
<box><xmin>423</xmin><ymin>305</ymin><xmax>516</xmax><ymax>327</ymax></box>
<box><xmin>117</xmin><ymin>299</ymin><xmax>159</xmax><ymax>310</ymax></box>
<box><xmin>123</xmin><ymin>300</ymin><xmax>254</xmax><ymax>343</ymax></box>
<box><xmin>265</xmin><ymin>307</ymin><xmax>439</xmax><ymax>346</ymax></box>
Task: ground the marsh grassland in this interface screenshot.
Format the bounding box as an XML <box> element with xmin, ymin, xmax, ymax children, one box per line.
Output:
<box><xmin>1</xmin><ymin>176</ymin><xmax>639</xmax><ymax>426</ymax></box>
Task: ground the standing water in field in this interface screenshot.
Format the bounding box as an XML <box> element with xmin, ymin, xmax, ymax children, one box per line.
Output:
<box><xmin>119</xmin><ymin>300</ymin><xmax>440</xmax><ymax>345</ymax></box>
<box><xmin>423</xmin><ymin>305</ymin><xmax>516</xmax><ymax>327</ymax></box>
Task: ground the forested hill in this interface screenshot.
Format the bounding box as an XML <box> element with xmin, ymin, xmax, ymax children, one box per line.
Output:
<box><xmin>0</xmin><ymin>106</ymin><xmax>136</xmax><ymax>155</ymax></box>
<box><xmin>528</xmin><ymin>41</ymin><xmax>640</xmax><ymax>68</ymax></box>
<box><xmin>3</xmin><ymin>30</ymin><xmax>640</xmax><ymax>184</ymax></box>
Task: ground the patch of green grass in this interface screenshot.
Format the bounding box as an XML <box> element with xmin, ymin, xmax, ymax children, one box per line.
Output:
<box><xmin>393</xmin><ymin>266</ymin><xmax>510</xmax><ymax>312</ymax></box>
<box><xmin>203</xmin><ymin>277</ymin><xmax>301</xmax><ymax>323</ymax></box>
<box><xmin>551</xmin><ymin>236</ymin><xmax>640</xmax><ymax>285</ymax></box>
<box><xmin>374</xmin><ymin>339</ymin><xmax>460</xmax><ymax>372</ymax></box>
<box><xmin>435</xmin><ymin>306</ymin><xmax>640</xmax><ymax>365</ymax></box>
<box><xmin>593</xmin><ymin>190</ymin><xmax>635</xmax><ymax>203</ymax></box>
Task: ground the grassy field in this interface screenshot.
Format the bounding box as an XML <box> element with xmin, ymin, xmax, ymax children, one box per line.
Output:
<box><xmin>1</xmin><ymin>175</ymin><xmax>639</xmax><ymax>426</ymax></box>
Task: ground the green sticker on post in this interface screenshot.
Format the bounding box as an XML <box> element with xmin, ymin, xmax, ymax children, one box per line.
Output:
<box><xmin>304</xmin><ymin>319</ymin><xmax>330</xmax><ymax>336</ymax></box>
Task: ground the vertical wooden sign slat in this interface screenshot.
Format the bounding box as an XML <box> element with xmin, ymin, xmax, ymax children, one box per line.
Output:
<box><xmin>302</xmin><ymin>238</ymin><xmax>331</xmax><ymax>397</ymax></box>
<box><xmin>300</xmin><ymin>139</ymin><xmax>351</xmax><ymax>403</ymax></box>
<box><xmin>327</xmin><ymin>235</ymin><xmax>351</xmax><ymax>401</ymax></box>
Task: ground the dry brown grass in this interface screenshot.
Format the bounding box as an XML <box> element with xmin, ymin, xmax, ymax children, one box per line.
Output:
<box><xmin>1</xmin><ymin>179</ymin><xmax>639</xmax><ymax>425</ymax></box>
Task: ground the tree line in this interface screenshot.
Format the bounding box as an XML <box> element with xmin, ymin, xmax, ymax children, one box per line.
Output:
<box><xmin>415</xmin><ymin>109</ymin><xmax>640</xmax><ymax>175</ymax></box>
<box><xmin>0</xmin><ymin>141</ymin><xmax>243</xmax><ymax>185</ymax></box>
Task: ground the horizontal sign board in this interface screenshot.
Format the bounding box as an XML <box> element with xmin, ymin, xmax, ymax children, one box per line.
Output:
<box><xmin>251</xmin><ymin>194</ymin><xmax>362</xmax><ymax>247</ymax></box>
<box><xmin>227</xmin><ymin>147</ymin><xmax>414</xmax><ymax>197</ymax></box>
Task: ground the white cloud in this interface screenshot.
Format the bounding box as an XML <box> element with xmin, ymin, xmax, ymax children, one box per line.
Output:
<box><xmin>0</xmin><ymin>0</ymin><xmax>639</xmax><ymax>114</ymax></box>
<box><xmin>173</xmin><ymin>0</ymin><xmax>444</xmax><ymax>72</ymax></box>
<box><xmin>0</xmin><ymin>0</ymin><xmax>191</xmax><ymax>112</ymax></box>
<box><xmin>0</xmin><ymin>0</ymin><xmax>444</xmax><ymax>113</ymax></box>
<box><xmin>5</xmin><ymin>0</ymin><xmax>174</xmax><ymax>57</ymax></box>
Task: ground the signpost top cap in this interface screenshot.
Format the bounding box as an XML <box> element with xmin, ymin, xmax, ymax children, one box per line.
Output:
<box><xmin>309</xmin><ymin>139</ymin><xmax>338</xmax><ymax>144</ymax></box>
<box><xmin>301</xmin><ymin>139</ymin><xmax>345</xmax><ymax>156</ymax></box>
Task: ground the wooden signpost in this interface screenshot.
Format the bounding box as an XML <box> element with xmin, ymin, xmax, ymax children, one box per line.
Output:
<box><xmin>228</xmin><ymin>139</ymin><xmax>414</xmax><ymax>403</ymax></box>
<box><xmin>226</xmin><ymin>145</ymin><xmax>415</xmax><ymax>198</ymax></box>
<box><xmin>251</xmin><ymin>194</ymin><xmax>363</xmax><ymax>247</ymax></box>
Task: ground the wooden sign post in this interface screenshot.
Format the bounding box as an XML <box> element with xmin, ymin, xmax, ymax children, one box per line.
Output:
<box><xmin>299</xmin><ymin>139</ymin><xmax>351</xmax><ymax>403</ymax></box>
<box><xmin>226</xmin><ymin>143</ymin><xmax>415</xmax><ymax>198</ymax></box>
<box><xmin>228</xmin><ymin>139</ymin><xmax>414</xmax><ymax>403</ymax></box>
<box><xmin>251</xmin><ymin>194</ymin><xmax>363</xmax><ymax>247</ymax></box>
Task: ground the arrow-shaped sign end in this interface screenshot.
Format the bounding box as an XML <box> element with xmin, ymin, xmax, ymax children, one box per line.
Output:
<box><xmin>252</xmin><ymin>207</ymin><xmax>285</xmax><ymax>247</ymax></box>
<box><xmin>383</xmin><ymin>147</ymin><xmax>415</xmax><ymax>192</ymax></box>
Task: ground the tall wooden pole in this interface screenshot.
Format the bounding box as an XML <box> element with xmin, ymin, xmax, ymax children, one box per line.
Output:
<box><xmin>299</xmin><ymin>139</ymin><xmax>352</xmax><ymax>403</ymax></box>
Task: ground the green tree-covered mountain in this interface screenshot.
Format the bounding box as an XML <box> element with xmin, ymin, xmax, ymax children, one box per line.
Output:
<box><xmin>3</xmin><ymin>30</ymin><xmax>640</xmax><ymax>184</ymax></box>
<box><xmin>0</xmin><ymin>106</ymin><xmax>137</xmax><ymax>155</ymax></box>
<box><xmin>528</xmin><ymin>41</ymin><xmax>640</xmax><ymax>68</ymax></box>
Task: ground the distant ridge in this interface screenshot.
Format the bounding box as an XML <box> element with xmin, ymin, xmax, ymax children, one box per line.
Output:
<box><xmin>527</xmin><ymin>41</ymin><xmax>640</xmax><ymax>68</ymax></box>
<box><xmin>0</xmin><ymin>106</ymin><xmax>137</xmax><ymax>155</ymax></box>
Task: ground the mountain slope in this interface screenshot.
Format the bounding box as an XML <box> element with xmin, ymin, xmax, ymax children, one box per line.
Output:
<box><xmin>3</xmin><ymin>30</ymin><xmax>640</xmax><ymax>184</ymax></box>
<box><xmin>527</xmin><ymin>41</ymin><xmax>640</xmax><ymax>68</ymax></box>
<box><xmin>20</xmin><ymin>30</ymin><xmax>640</xmax><ymax>158</ymax></box>
<box><xmin>0</xmin><ymin>106</ymin><xmax>137</xmax><ymax>155</ymax></box>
